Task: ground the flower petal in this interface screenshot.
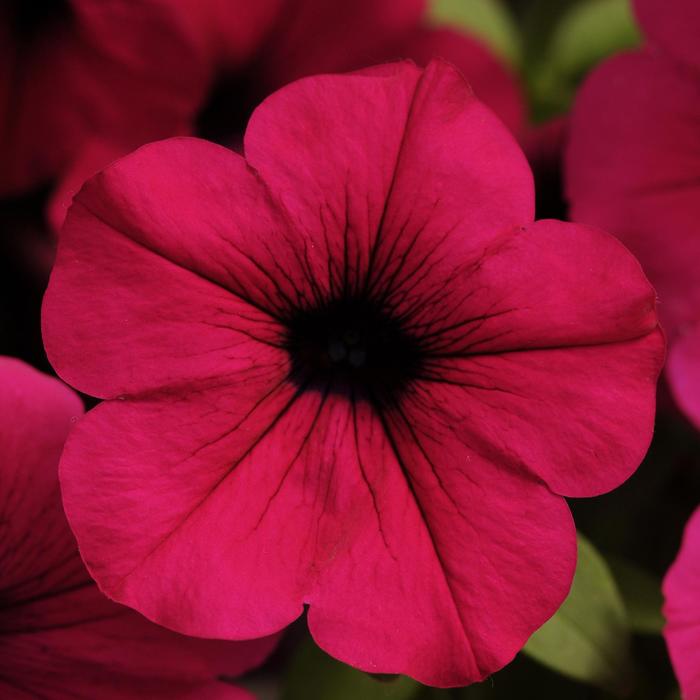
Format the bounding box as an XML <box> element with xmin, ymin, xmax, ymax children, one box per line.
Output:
<box><xmin>668</xmin><ymin>323</ymin><xmax>700</xmax><ymax>430</ymax></box>
<box><xmin>0</xmin><ymin>358</ymin><xmax>84</xmax><ymax>608</ymax></box>
<box><xmin>634</xmin><ymin>0</ymin><xmax>700</xmax><ymax>71</ymax></box>
<box><xmin>355</xmin><ymin>391</ymin><xmax>577</xmax><ymax>684</ymax></box>
<box><xmin>388</xmin><ymin>27</ymin><xmax>525</xmax><ymax>137</ymax></box>
<box><xmin>0</xmin><ymin>358</ymin><xmax>276</xmax><ymax>698</ymax></box>
<box><xmin>2</xmin><ymin>592</ymin><xmax>271</xmax><ymax>699</ymax></box>
<box><xmin>59</xmin><ymin>381</ymin><xmax>312</xmax><ymax>638</ymax></box>
<box><xmin>245</xmin><ymin>60</ymin><xmax>533</xmax><ymax>298</ymax></box>
<box><xmin>566</xmin><ymin>50</ymin><xmax>700</xmax><ymax>336</ymax></box>
<box><xmin>2</xmin><ymin>616</ymin><xmax>264</xmax><ymax>699</ymax></box>
<box><xmin>404</xmin><ymin>219</ymin><xmax>660</xmax><ymax>358</ymax></box>
<box><xmin>417</xmin><ymin>331</ymin><xmax>662</xmax><ymax>499</ymax></box>
<box><xmin>43</xmin><ymin>139</ymin><xmax>293</xmax><ymax>399</ymax></box>
<box><xmin>404</xmin><ymin>219</ymin><xmax>664</xmax><ymax>497</ymax></box>
<box><xmin>59</xmin><ymin>374</ymin><xmax>575</xmax><ymax>686</ymax></box>
<box><xmin>664</xmin><ymin>507</ymin><xmax>700</xmax><ymax>700</ymax></box>
<box><xmin>1</xmin><ymin>1</ymin><xmax>206</xmax><ymax>195</ymax></box>
<box><xmin>253</xmin><ymin>0</ymin><xmax>426</xmax><ymax>88</ymax></box>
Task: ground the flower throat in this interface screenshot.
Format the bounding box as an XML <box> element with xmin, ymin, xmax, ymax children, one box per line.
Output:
<box><xmin>11</xmin><ymin>0</ymin><xmax>71</xmax><ymax>41</ymax></box>
<box><xmin>284</xmin><ymin>296</ymin><xmax>424</xmax><ymax>405</ymax></box>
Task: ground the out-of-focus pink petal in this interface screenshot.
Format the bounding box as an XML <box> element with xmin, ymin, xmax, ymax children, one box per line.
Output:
<box><xmin>634</xmin><ymin>0</ymin><xmax>700</xmax><ymax>71</ymax></box>
<box><xmin>664</xmin><ymin>507</ymin><xmax>700</xmax><ymax>700</ymax></box>
<box><xmin>668</xmin><ymin>323</ymin><xmax>700</xmax><ymax>429</ymax></box>
<box><xmin>0</xmin><ymin>358</ymin><xmax>277</xmax><ymax>698</ymax></box>
<box><xmin>172</xmin><ymin>0</ymin><xmax>283</xmax><ymax>68</ymax></box>
<box><xmin>48</xmin><ymin>137</ymin><xmax>137</xmax><ymax>232</ymax></box>
<box><xmin>254</xmin><ymin>0</ymin><xmax>426</xmax><ymax>89</ymax></box>
<box><xmin>1</xmin><ymin>1</ymin><xmax>206</xmax><ymax>194</ymax></box>
<box><xmin>0</xmin><ymin>357</ymin><xmax>83</xmax><ymax>608</ymax></box>
<box><xmin>566</xmin><ymin>50</ymin><xmax>700</xmax><ymax>337</ymax></box>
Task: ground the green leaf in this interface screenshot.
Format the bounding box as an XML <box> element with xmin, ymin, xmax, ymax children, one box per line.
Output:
<box><xmin>522</xmin><ymin>533</ymin><xmax>634</xmax><ymax>695</ymax></box>
<box><xmin>429</xmin><ymin>0</ymin><xmax>522</xmax><ymax>66</ymax></box>
<box><xmin>608</xmin><ymin>555</ymin><xmax>665</xmax><ymax>635</ymax></box>
<box><xmin>525</xmin><ymin>0</ymin><xmax>642</xmax><ymax>120</ymax></box>
<box><xmin>520</xmin><ymin>0</ymin><xmax>581</xmax><ymax>68</ymax></box>
<box><xmin>282</xmin><ymin>638</ymin><xmax>421</xmax><ymax>700</ymax></box>
<box><xmin>547</xmin><ymin>0</ymin><xmax>641</xmax><ymax>81</ymax></box>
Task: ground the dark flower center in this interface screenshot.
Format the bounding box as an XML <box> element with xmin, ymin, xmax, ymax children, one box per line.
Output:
<box><xmin>10</xmin><ymin>0</ymin><xmax>71</xmax><ymax>41</ymax></box>
<box><xmin>196</xmin><ymin>73</ymin><xmax>259</xmax><ymax>146</ymax></box>
<box><xmin>284</xmin><ymin>297</ymin><xmax>424</xmax><ymax>404</ymax></box>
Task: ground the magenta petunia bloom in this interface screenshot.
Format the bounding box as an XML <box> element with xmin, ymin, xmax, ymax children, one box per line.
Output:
<box><xmin>43</xmin><ymin>61</ymin><xmax>664</xmax><ymax>686</ymax></box>
<box><xmin>566</xmin><ymin>0</ymin><xmax>700</xmax><ymax>429</ymax></box>
<box><xmin>0</xmin><ymin>357</ymin><xmax>276</xmax><ymax>699</ymax></box>
<box><xmin>664</xmin><ymin>506</ymin><xmax>700</xmax><ymax>700</ymax></box>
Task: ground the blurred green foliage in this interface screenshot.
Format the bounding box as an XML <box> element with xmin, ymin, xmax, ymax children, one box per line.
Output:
<box><xmin>608</xmin><ymin>556</ymin><xmax>665</xmax><ymax>636</ymax></box>
<box><xmin>283</xmin><ymin>640</ymin><xmax>420</xmax><ymax>700</ymax></box>
<box><xmin>525</xmin><ymin>0</ymin><xmax>641</xmax><ymax>119</ymax></box>
<box><xmin>430</xmin><ymin>0</ymin><xmax>642</xmax><ymax>120</ymax></box>
<box><xmin>429</xmin><ymin>0</ymin><xmax>522</xmax><ymax>65</ymax></box>
<box><xmin>523</xmin><ymin>534</ymin><xmax>634</xmax><ymax>695</ymax></box>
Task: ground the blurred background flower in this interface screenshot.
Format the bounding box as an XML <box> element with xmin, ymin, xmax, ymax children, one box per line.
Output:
<box><xmin>566</xmin><ymin>0</ymin><xmax>700</xmax><ymax>432</ymax></box>
<box><xmin>0</xmin><ymin>357</ymin><xmax>278</xmax><ymax>699</ymax></box>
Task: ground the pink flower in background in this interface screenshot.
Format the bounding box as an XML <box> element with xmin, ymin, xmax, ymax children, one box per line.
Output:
<box><xmin>664</xmin><ymin>507</ymin><xmax>700</xmax><ymax>700</ymax></box>
<box><xmin>3</xmin><ymin>1</ymin><xmax>524</xmax><ymax>240</ymax></box>
<box><xmin>43</xmin><ymin>60</ymin><xmax>663</xmax><ymax>686</ymax></box>
<box><xmin>566</xmin><ymin>0</ymin><xmax>700</xmax><ymax>429</ymax></box>
<box><xmin>634</xmin><ymin>0</ymin><xmax>700</xmax><ymax>74</ymax></box>
<box><xmin>0</xmin><ymin>357</ymin><xmax>277</xmax><ymax>699</ymax></box>
<box><xmin>44</xmin><ymin>0</ymin><xmax>524</xmax><ymax>231</ymax></box>
<box><xmin>157</xmin><ymin>0</ymin><xmax>525</xmax><ymax>150</ymax></box>
<box><xmin>0</xmin><ymin>0</ymin><xmax>214</xmax><ymax>197</ymax></box>
<box><xmin>222</xmin><ymin>0</ymin><xmax>524</xmax><ymax>136</ymax></box>
<box><xmin>184</xmin><ymin>0</ymin><xmax>523</xmax><ymax>141</ymax></box>
<box><xmin>172</xmin><ymin>0</ymin><xmax>284</xmax><ymax>70</ymax></box>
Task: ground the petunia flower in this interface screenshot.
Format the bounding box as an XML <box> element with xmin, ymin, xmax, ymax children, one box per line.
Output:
<box><xmin>565</xmin><ymin>0</ymin><xmax>700</xmax><ymax>429</ymax></box>
<box><xmin>0</xmin><ymin>356</ymin><xmax>277</xmax><ymax>699</ymax></box>
<box><xmin>42</xmin><ymin>60</ymin><xmax>664</xmax><ymax>687</ymax></box>
<box><xmin>664</xmin><ymin>506</ymin><xmax>700</xmax><ymax>700</ymax></box>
